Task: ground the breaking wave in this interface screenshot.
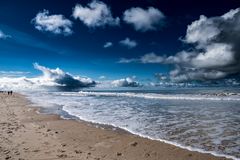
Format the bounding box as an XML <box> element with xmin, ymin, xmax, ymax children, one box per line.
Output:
<box><xmin>60</xmin><ymin>91</ymin><xmax>240</xmax><ymax>101</ymax></box>
<box><xmin>24</xmin><ymin>89</ymin><xmax>240</xmax><ymax>160</ymax></box>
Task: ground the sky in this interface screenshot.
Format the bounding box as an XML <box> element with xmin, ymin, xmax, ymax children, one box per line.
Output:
<box><xmin>0</xmin><ymin>0</ymin><xmax>240</xmax><ymax>89</ymax></box>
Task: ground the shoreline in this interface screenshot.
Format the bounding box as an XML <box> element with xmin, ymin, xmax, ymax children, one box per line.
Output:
<box><xmin>57</xmin><ymin>108</ymin><xmax>237</xmax><ymax>160</ymax></box>
<box><xmin>0</xmin><ymin>93</ymin><xmax>233</xmax><ymax>160</ymax></box>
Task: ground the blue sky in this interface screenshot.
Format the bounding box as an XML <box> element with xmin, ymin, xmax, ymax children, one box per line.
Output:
<box><xmin>0</xmin><ymin>0</ymin><xmax>240</xmax><ymax>88</ymax></box>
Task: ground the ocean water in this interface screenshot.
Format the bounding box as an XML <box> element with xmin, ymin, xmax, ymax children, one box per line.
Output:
<box><xmin>23</xmin><ymin>87</ymin><xmax>240</xmax><ymax>160</ymax></box>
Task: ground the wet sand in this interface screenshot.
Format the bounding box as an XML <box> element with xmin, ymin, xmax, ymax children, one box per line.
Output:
<box><xmin>0</xmin><ymin>93</ymin><xmax>231</xmax><ymax>160</ymax></box>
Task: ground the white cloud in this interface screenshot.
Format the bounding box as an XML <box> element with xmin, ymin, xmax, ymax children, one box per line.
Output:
<box><xmin>0</xmin><ymin>30</ymin><xmax>10</xmax><ymax>39</ymax></box>
<box><xmin>118</xmin><ymin>58</ymin><xmax>138</xmax><ymax>63</ymax></box>
<box><xmin>0</xmin><ymin>71</ymin><xmax>30</xmax><ymax>77</ymax></box>
<box><xmin>111</xmin><ymin>77</ymin><xmax>140</xmax><ymax>87</ymax></box>
<box><xmin>99</xmin><ymin>75</ymin><xmax>106</xmax><ymax>79</ymax></box>
<box><xmin>103</xmin><ymin>42</ymin><xmax>113</xmax><ymax>48</ymax></box>
<box><xmin>119</xmin><ymin>37</ymin><xmax>137</xmax><ymax>49</ymax></box>
<box><xmin>123</xmin><ymin>7</ymin><xmax>165</xmax><ymax>32</ymax></box>
<box><xmin>169</xmin><ymin>8</ymin><xmax>240</xmax><ymax>81</ymax></box>
<box><xmin>0</xmin><ymin>63</ymin><xmax>96</xmax><ymax>91</ymax></box>
<box><xmin>184</xmin><ymin>15</ymin><xmax>220</xmax><ymax>45</ymax></box>
<box><xmin>72</xmin><ymin>0</ymin><xmax>119</xmax><ymax>28</ymax></box>
<box><xmin>192</xmin><ymin>43</ymin><xmax>234</xmax><ymax>68</ymax></box>
<box><xmin>169</xmin><ymin>67</ymin><xmax>228</xmax><ymax>82</ymax></box>
<box><xmin>222</xmin><ymin>8</ymin><xmax>240</xmax><ymax>19</ymax></box>
<box><xmin>119</xmin><ymin>8</ymin><xmax>240</xmax><ymax>82</ymax></box>
<box><xmin>154</xmin><ymin>73</ymin><xmax>168</xmax><ymax>81</ymax></box>
<box><xmin>32</xmin><ymin>10</ymin><xmax>73</xmax><ymax>35</ymax></box>
<box><xmin>118</xmin><ymin>52</ymin><xmax>164</xmax><ymax>63</ymax></box>
<box><xmin>33</xmin><ymin>63</ymin><xmax>96</xmax><ymax>89</ymax></box>
<box><xmin>140</xmin><ymin>52</ymin><xmax>164</xmax><ymax>63</ymax></box>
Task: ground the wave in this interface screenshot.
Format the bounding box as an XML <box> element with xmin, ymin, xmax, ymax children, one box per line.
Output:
<box><xmin>62</xmin><ymin>106</ymin><xmax>239</xmax><ymax>160</ymax></box>
<box><xmin>24</xmin><ymin>91</ymin><xmax>240</xmax><ymax>160</ymax></box>
<box><xmin>59</xmin><ymin>91</ymin><xmax>240</xmax><ymax>101</ymax></box>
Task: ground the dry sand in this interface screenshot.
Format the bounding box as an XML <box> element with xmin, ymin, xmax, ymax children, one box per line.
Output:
<box><xmin>0</xmin><ymin>93</ymin><xmax>231</xmax><ymax>160</ymax></box>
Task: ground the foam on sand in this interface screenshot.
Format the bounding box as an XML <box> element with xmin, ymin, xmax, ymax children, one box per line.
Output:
<box><xmin>24</xmin><ymin>90</ymin><xmax>240</xmax><ymax>159</ymax></box>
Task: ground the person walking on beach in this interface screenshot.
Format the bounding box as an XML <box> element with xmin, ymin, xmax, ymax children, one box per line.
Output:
<box><xmin>7</xmin><ymin>91</ymin><xmax>13</xmax><ymax>95</ymax></box>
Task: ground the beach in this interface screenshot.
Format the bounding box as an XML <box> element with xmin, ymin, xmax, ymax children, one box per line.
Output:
<box><xmin>0</xmin><ymin>93</ymin><xmax>232</xmax><ymax>160</ymax></box>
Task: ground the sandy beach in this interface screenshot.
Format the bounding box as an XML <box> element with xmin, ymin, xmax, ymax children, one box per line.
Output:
<box><xmin>0</xmin><ymin>93</ymin><xmax>231</xmax><ymax>160</ymax></box>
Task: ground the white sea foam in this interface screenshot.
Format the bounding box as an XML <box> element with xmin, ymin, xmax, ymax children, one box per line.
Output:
<box><xmin>61</xmin><ymin>91</ymin><xmax>240</xmax><ymax>101</ymax></box>
<box><xmin>24</xmin><ymin>91</ymin><xmax>240</xmax><ymax>160</ymax></box>
<box><xmin>61</xmin><ymin>105</ymin><xmax>239</xmax><ymax>160</ymax></box>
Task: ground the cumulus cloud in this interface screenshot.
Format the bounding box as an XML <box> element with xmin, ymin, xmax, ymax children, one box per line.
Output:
<box><xmin>32</xmin><ymin>10</ymin><xmax>73</xmax><ymax>35</ymax></box>
<box><xmin>120</xmin><ymin>8</ymin><xmax>240</xmax><ymax>82</ymax></box>
<box><xmin>119</xmin><ymin>37</ymin><xmax>137</xmax><ymax>49</ymax></box>
<box><xmin>33</xmin><ymin>63</ymin><xmax>96</xmax><ymax>90</ymax></box>
<box><xmin>0</xmin><ymin>63</ymin><xmax>96</xmax><ymax>91</ymax></box>
<box><xmin>168</xmin><ymin>8</ymin><xmax>240</xmax><ymax>82</ymax></box>
<box><xmin>0</xmin><ymin>30</ymin><xmax>11</xmax><ymax>39</ymax></box>
<box><xmin>123</xmin><ymin>7</ymin><xmax>165</xmax><ymax>32</ymax></box>
<box><xmin>111</xmin><ymin>77</ymin><xmax>140</xmax><ymax>87</ymax></box>
<box><xmin>72</xmin><ymin>0</ymin><xmax>119</xmax><ymax>28</ymax></box>
<box><xmin>103</xmin><ymin>42</ymin><xmax>113</xmax><ymax>48</ymax></box>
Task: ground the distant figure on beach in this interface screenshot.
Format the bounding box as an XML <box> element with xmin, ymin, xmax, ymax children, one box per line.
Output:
<box><xmin>7</xmin><ymin>91</ymin><xmax>13</xmax><ymax>95</ymax></box>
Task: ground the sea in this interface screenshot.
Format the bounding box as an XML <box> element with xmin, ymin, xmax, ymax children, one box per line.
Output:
<box><xmin>22</xmin><ymin>87</ymin><xmax>240</xmax><ymax>160</ymax></box>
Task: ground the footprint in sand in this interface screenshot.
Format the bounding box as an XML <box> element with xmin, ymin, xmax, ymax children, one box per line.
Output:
<box><xmin>117</xmin><ymin>152</ymin><xmax>122</xmax><ymax>156</ymax></box>
<box><xmin>3</xmin><ymin>149</ymin><xmax>10</xmax><ymax>154</ymax></box>
<box><xmin>57</xmin><ymin>154</ymin><xmax>67</xmax><ymax>158</ymax></box>
<box><xmin>32</xmin><ymin>149</ymin><xmax>40</xmax><ymax>152</ymax></box>
<box><xmin>61</xmin><ymin>144</ymin><xmax>66</xmax><ymax>147</ymax></box>
<box><xmin>129</xmin><ymin>141</ymin><xmax>138</xmax><ymax>147</ymax></box>
<box><xmin>144</xmin><ymin>153</ymin><xmax>150</xmax><ymax>157</ymax></box>
<box><xmin>74</xmin><ymin>150</ymin><xmax>82</xmax><ymax>154</ymax></box>
<box><xmin>57</xmin><ymin>149</ymin><xmax>66</xmax><ymax>153</ymax></box>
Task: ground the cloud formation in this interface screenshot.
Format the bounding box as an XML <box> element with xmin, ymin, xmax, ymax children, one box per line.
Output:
<box><xmin>103</xmin><ymin>42</ymin><xmax>113</xmax><ymax>48</ymax></box>
<box><xmin>119</xmin><ymin>37</ymin><xmax>137</xmax><ymax>49</ymax></box>
<box><xmin>33</xmin><ymin>63</ymin><xmax>96</xmax><ymax>90</ymax></box>
<box><xmin>118</xmin><ymin>58</ymin><xmax>138</xmax><ymax>63</ymax></box>
<box><xmin>32</xmin><ymin>10</ymin><xmax>73</xmax><ymax>35</ymax></box>
<box><xmin>0</xmin><ymin>30</ymin><xmax>10</xmax><ymax>39</ymax></box>
<box><xmin>140</xmin><ymin>52</ymin><xmax>164</xmax><ymax>63</ymax></box>
<box><xmin>168</xmin><ymin>8</ymin><xmax>240</xmax><ymax>82</ymax></box>
<box><xmin>72</xmin><ymin>0</ymin><xmax>120</xmax><ymax>28</ymax></box>
<box><xmin>0</xmin><ymin>71</ymin><xmax>30</xmax><ymax>77</ymax></box>
<box><xmin>120</xmin><ymin>8</ymin><xmax>240</xmax><ymax>82</ymax></box>
<box><xmin>0</xmin><ymin>63</ymin><xmax>96</xmax><ymax>91</ymax></box>
<box><xmin>118</xmin><ymin>52</ymin><xmax>163</xmax><ymax>63</ymax></box>
<box><xmin>111</xmin><ymin>77</ymin><xmax>140</xmax><ymax>87</ymax></box>
<box><xmin>99</xmin><ymin>75</ymin><xmax>106</xmax><ymax>79</ymax></box>
<box><xmin>123</xmin><ymin>7</ymin><xmax>165</xmax><ymax>32</ymax></box>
